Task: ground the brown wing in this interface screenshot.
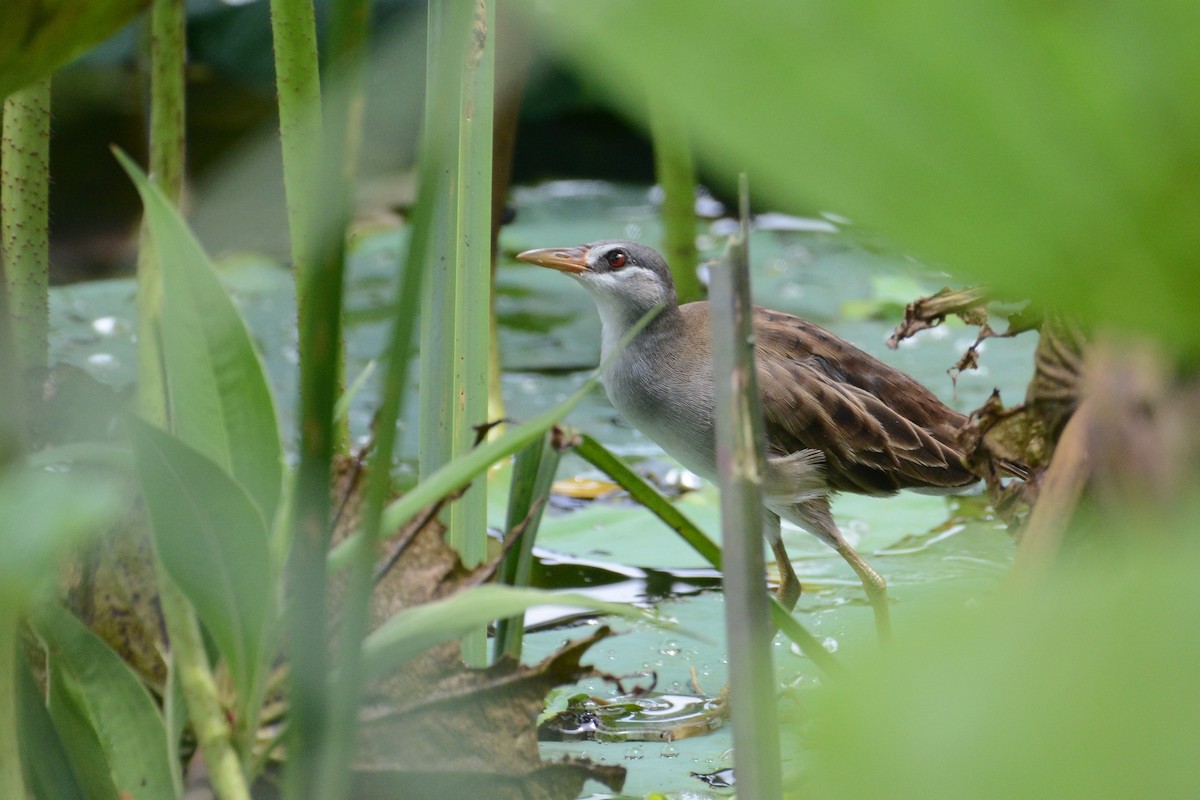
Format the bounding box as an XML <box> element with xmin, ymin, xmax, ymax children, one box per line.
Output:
<box><xmin>753</xmin><ymin>308</ymin><xmax>975</xmax><ymax>495</ymax></box>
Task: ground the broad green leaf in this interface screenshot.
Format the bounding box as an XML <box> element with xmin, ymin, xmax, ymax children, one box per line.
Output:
<box><xmin>116</xmin><ymin>150</ymin><xmax>283</xmax><ymax>522</ymax></box>
<box><xmin>0</xmin><ymin>468</ymin><xmax>122</xmax><ymax>611</ymax></box>
<box><xmin>361</xmin><ymin>584</ymin><xmax>690</xmax><ymax>684</ymax></box>
<box><xmin>16</xmin><ymin>657</ymin><xmax>87</xmax><ymax>800</ymax></box>
<box><xmin>32</xmin><ymin>604</ymin><xmax>177</xmax><ymax>800</ymax></box>
<box><xmin>0</xmin><ymin>0</ymin><xmax>149</xmax><ymax>100</ymax></box>
<box><xmin>804</xmin><ymin>541</ymin><xmax>1200</xmax><ymax>799</ymax></box>
<box><xmin>126</xmin><ymin>416</ymin><xmax>273</xmax><ymax>703</ymax></box>
<box><xmin>536</xmin><ymin>0</ymin><xmax>1200</xmax><ymax>350</ymax></box>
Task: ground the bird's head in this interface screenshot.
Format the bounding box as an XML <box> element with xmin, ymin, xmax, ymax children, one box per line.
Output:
<box><xmin>516</xmin><ymin>241</ymin><xmax>677</xmax><ymax>330</ymax></box>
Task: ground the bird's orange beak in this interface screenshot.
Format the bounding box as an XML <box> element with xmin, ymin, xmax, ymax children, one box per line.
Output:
<box><xmin>515</xmin><ymin>245</ymin><xmax>591</xmax><ymax>275</ymax></box>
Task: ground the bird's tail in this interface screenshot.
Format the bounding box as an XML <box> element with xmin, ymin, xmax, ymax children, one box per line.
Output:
<box><xmin>763</xmin><ymin>449</ymin><xmax>828</xmax><ymax>506</ymax></box>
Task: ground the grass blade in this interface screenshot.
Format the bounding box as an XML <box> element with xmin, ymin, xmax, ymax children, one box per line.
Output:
<box><xmin>494</xmin><ymin>432</ymin><xmax>562</xmax><ymax>660</ymax></box>
<box><xmin>361</xmin><ymin>585</ymin><xmax>687</xmax><ymax>683</ymax></box>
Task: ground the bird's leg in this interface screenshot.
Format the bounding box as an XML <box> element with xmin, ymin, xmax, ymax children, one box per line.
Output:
<box><xmin>762</xmin><ymin>511</ymin><xmax>801</xmax><ymax>613</ymax></box>
<box><xmin>833</xmin><ymin>540</ymin><xmax>892</xmax><ymax>644</ymax></box>
<box><xmin>792</xmin><ymin>498</ymin><xmax>892</xmax><ymax>644</ymax></box>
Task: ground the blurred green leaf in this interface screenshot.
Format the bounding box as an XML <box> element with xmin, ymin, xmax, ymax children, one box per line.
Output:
<box><xmin>0</xmin><ymin>468</ymin><xmax>122</xmax><ymax>611</ymax></box>
<box><xmin>803</xmin><ymin>543</ymin><xmax>1200</xmax><ymax>799</ymax></box>
<box><xmin>361</xmin><ymin>584</ymin><xmax>690</xmax><ymax>684</ymax></box>
<box><xmin>0</xmin><ymin>0</ymin><xmax>149</xmax><ymax>100</ymax></box>
<box><xmin>116</xmin><ymin>150</ymin><xmax>283</xmax><ymax>523</ymax></box>
<box><xmin>126</xmin><ymin>416</ymin><xmax>274</xmax><ymax>703</ymax></box>
<box><xmin>536</xmin><ymin>0</ymin><xmax>1200</xmax><ymax>349</ymax></box>
<box><xmin>16</xmin><ymin>657</ymin><xmax>87</xmax><ymax>800</ymax></box>
<box><xmin>32</xmin><ymin>603</ymin><xmax>178</xmax><ymax>800</ymax></box>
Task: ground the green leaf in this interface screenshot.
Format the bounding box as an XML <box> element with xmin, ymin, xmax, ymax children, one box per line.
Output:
<box><xmin>536</xmin><ymin>0</ymin><xmax>1200</xmax><ymax>350</ymax></box>
<box><xmin>0</xmin><ymin>468</ymin><xmax>123</xmax><ymax>611</ymax></box>
<box><xmin>0</xmin><ymin>0</ymin><xmax>149</xmax><ymax>100</ymax></box>
<box><xmin>31</xmin><ymin>604</ymin><xmax>178</xmax><ymax>800</ymax></box>
<box><xmin>16</xmin><ymin>656</ymin><xmax>87</xmax><ymax>800</ymax></box>
<box><xmin>115</xmin><ymin>149</ymin><xmax>283</xmax><ymax>522</ymax></box>
<box><xmin>361</xmin><ymin>584</ymin><xmax>690</xmax><ymax>684</ymax></box>
<box><xmin>804</xmin><ymin>542</ymin><xmax>1200</xmax><ymax>799</ymax></box>
<box><xmin>126</xmin><ymin>416</ymin><xmax>273</xmax><ymax>703</ymax></box>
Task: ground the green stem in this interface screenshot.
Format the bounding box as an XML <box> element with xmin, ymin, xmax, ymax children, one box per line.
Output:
<box><xmin>1</xmin><ymin>77</ymin><xmax>52</xmax><ymax>374</ymax></box>
<box><xmin>269</xmin><ymin>1</ymin><xmax>345</xmax><ymax>796</ymax></box>
<box><xmin>495</xmin><ymin>432</ymin><xmax>562</xmax><ymax>661</ymax></box>
<box><xmin>648</xmin><ymin>98</ymin><xmax>702</xmax><ymax>304</ymax></box>
<box><xmin>157</xmin><ymin>575</ymin><xmax>251</xmax><ymax>800</ymax></box>
<box><xmin>417</xmin><ymin>0</ymin><xmax>495</xmax><ymax>666</ymax></box>
<box><xmin>710</xmin><ymin>174</ymin><xmax>782</xmax><ymax>798</ymax></box>
<box><xmin>269</xmin><ymin>0</ymin><xmax>322</xmax><ymax>299</ymax></box>
<box><xmin>0</xmin><ymin>244</ymin><xmax>22</xmax><ymax>465</ymax></box>
<box><xmin>136</xmin><ymin>0</ymin><xmax>186</xmax><ymax>424</ymax></box>
<box><xmin>322</xmin><ymin>25</ymin><xmax>425</xmax><ymax>788</ymax></box>
<box><xmin>0</xmin><ymin>614</ymin><xmax>26</xmax><ymax>800</ymax></box>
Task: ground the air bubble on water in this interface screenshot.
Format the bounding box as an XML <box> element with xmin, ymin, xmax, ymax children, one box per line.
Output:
<box><xmin>623</xmin><ymin>746</ymin><xmax>644</xmax><ymax>761</ymax></box>
<box><xmin>660</xmin><ymin>743</ymin><xmax>680</xmax><ymax>759</ymax></box>
<box><xmin>822</xmin><ymin>637</ymin><xmax>839</xmax><ymax>653</ymax></box>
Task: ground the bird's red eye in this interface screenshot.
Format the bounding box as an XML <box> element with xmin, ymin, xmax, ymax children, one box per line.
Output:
<box><xmin>606</xmin><ymin>250</ymin><xmax>627</xmax><ymax>269</ymax></box>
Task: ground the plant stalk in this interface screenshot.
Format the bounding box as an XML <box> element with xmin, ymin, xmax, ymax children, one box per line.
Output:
<box><xmin>417</xmin><ymin>0</ymin><xmax>495</xmax><ymax>665</ymax></box>
<box><xmin>136</xmin><ymin>0</ymin><xmax>186</xmax><ymax>424</ymax></box>
<box><xmin>648</xmin><ymin>98</ymin><xmax>702</xmax><ymax>304</ymax></box>
<box><xmin>323</xmin><ymin>29</ymin><xmax>426</xmax><ymax>792</ymax></box>
<box><xmin>157</xmin><ymin>575</ymin><xmax>251</xmax><ymax>800</ymax></box>
<box><xmin>1</xmin><ymin>77</ymin><xmax>52</xmax><ymax>374</ymax></box>
<box><xmin>495</xmin><ymin>432</ymin><xmax>561</xmax><ymax>661</ymax></box>
<box><xmin>269</xmin><ymin>0</ymin><xmax>322</xmax><ymax>303</ymax></box>
<box><xmin>0</xmin><ymin>613</ymin><xmax>26</xmax><ymax>800</ymax></box>
<box><xmin>710</xmin><ymin>174</ymin><xmax>782</xmax><ymax>798</ymax></box>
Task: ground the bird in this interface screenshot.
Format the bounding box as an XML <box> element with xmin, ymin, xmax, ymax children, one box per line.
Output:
<box><xmin>517</xmin><ymin>240</ymin><xmax>991</xmax><ymax>639</ymax></box>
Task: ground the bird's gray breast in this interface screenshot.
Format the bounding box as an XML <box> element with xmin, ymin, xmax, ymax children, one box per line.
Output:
<box><xmin>601</xmin><ymin>346</ymin><xmax>718</xmax><ymax>481</ymax></box>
